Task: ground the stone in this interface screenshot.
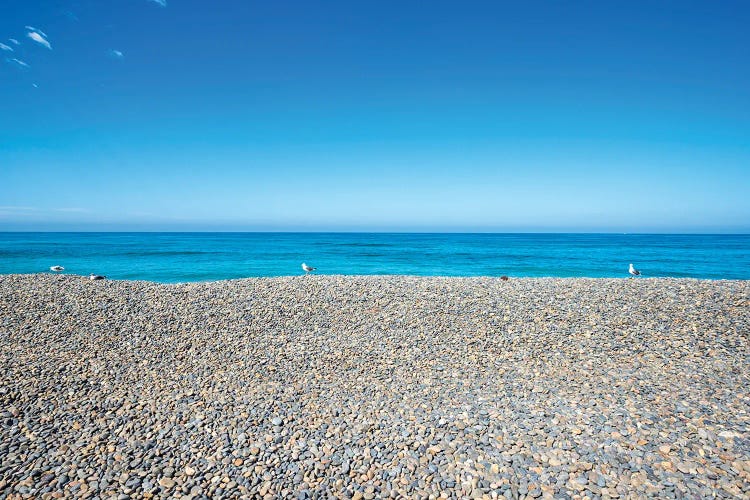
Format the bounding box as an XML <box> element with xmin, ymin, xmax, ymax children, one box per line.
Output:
<box><xmin>158</xmin><ymin>477</ymin><xmax>175</xmax><ymax>489</ymax></box>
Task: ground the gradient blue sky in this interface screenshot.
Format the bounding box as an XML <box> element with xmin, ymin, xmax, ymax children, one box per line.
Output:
<box><xmin>1</xmin><ymin>0</ymin><xmax>749</xmax><ymax>232</ymax></box>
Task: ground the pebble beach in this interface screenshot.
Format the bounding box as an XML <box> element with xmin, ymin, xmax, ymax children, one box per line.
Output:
<box><xmin>1</xmin><ymin>274</ymin><xmax>749</xmax><ymax>499</ymax></box>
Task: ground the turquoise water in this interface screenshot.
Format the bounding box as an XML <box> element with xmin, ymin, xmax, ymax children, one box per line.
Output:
<box><xmin>0</xmin><ymin>233</ymin><xmax>748</xmax><ymax>282</ymax></box>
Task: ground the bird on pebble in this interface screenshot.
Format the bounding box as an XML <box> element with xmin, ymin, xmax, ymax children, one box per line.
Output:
<box><xmin>301</xmin><ymin>263</ymin><xmax>316</xmax><ymax>274</ymax></box>
<box><xmin>50</xmin><ymin>265</ymin><xmax>64</xmax><ymax>272</ymax></box>
<box><xmin>89</xmin><ymin>273</ymin><xmax>106</xmax><ymax>280</ymax></box>
<box><xmin>629</xmin><ymin>263</ymin><xmax>641</xmax><ymax>277</ymax></box>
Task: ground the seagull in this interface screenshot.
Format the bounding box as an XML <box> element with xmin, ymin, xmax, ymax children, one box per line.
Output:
<box><xmin>629</xmin><ymin>263</ymin><xmax>641</xmax><ymax>277</ymax></box>
<box><xmin>89</xmin><ymin>274</ymin><xmax>106</xmax><ymax>281</ymax></box>
<box><xmin>301</xmin><ymin>263</ymin><xmax>316</xmax><ymax>274</ymax></box>
<box><xmin>50</xmin><ymin>265</ymin><xmax>64</xmax><ymax>272</ymax></box>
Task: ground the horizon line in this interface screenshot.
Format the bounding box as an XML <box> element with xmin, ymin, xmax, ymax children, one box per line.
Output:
<box><xmin>1</xmin><ymin>230</ymin><xmax>749</xmax><ymax>235</ymax></box>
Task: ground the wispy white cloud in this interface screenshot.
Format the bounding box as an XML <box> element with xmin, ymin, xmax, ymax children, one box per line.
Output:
<box><xmin>6</xmin><ymin>57</ymin><xmax>29</xmax><ymax>68</ymax></box>
<box><xmin>27</xmin><ymin>29</ymin><xmax>52</xmax><ymax>50</ymax></box>
<box><xmin>55</xmin><ymin>207</ymin><xmax>88</xmax><ymax>213</ymax></box>
<box><xmin>109</xmin><ymin>49</ymin><xmax>124</xmax><ymax>59</ymax></box>
<box><xmin>149</xmin><ymin>0</ymin><xmax>167</xmax><ymax>6</ymax></box>
<box><xmin>9</xmin><ymin>38</ymin><xmax>20</xmax><ymax>45</ymax></box>
<box><xmin>0</xmin><ymin>211</ymin><xmax>35</xmax><ymax>218</ymax></box>
<box><xmin>0</xmin><ymin>43</ymin><xmax>12</xmax><ymax>51</ymax></box>
<box><xmin>0</xmin><ymin>207</ymin><xmax>93</xmax><ymax>218</ymax></box>
<box><xmin>0</xmin><ymin>207</ymin><xmax>38</xmax><ymax>218</ymax></box>
<box><xmin>25</xmin><ymin>26</ymin><xmax>47</xmax><ymax>37</ymax></box>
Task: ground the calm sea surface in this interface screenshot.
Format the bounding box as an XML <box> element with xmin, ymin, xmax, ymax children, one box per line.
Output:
<box><xmin>0</xmin><ymin>233</ymin><xmax>748</xmax><ymax>282</ymax></box>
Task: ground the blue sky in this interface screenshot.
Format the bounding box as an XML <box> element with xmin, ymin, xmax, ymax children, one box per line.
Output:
<box><xmin>1</xmin><ymin>0</ymin><xmax>749</xmax><ymax>232</ymax></box>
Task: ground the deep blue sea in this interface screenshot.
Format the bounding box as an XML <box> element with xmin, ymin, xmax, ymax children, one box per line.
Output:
<box><xmin>0</xmin><ymin>233</ymin><xmax>748</xmax><ymax>282</ymax></box>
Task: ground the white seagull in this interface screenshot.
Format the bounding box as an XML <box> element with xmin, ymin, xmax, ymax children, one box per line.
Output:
<box><xmin>89</xmin><ymin>274</ymin><xmax>106</xmax><ymax>280</ymax></box>
<box><xmin>301</xmin><ymin>263</ymin><xmax>316</xmax><ymax>274</ymax></box>
<box><xmin>50</xmin><ymin>265</ymin><xmax>64</xmax><ymax>272</ymax></box>
<box><xmin>629</xmin><ymin>263</ymin><xmax>641</xmax><ymax>277</ymax></box>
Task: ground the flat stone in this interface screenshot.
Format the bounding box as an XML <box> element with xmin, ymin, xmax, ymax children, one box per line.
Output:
<box><xmin>158</xmin><ymin>477</ymin><xmax>175</xmax><ymax>489</ymax></box>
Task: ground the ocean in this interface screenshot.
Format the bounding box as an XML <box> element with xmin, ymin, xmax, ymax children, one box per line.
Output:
<box><xmin>0</xmin><ymin>232</ymin><xmax>748</xmax><ymax>282</ymax></box>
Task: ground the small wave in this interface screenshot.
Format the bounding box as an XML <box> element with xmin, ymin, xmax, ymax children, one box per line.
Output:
<box><xmin>120</xmin><ymin>250</ymin><xmax>215</xmax><ymax>257</ymax></box>
<box><xmin>334</xmin><ymin>243</ymin><xmax>393</xmax><ymax>248</ymax></box>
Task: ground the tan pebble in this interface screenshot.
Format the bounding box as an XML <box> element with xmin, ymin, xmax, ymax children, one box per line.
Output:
<box><xmin>630</xmin><ymin>472</ymin><xmax>646</xmax><ymax>487</ymax></box>
<box><xmin>600</xmin><ymin>487</ymin><xmax>615</xmax><ymax>497</ymax></box>
<box><xmin>721</xmin><ymin>484</ymin><xmax>741</xmax><ymax>496</ymax></box>
<box><xmin>158</xmin><ymin>477</ymin><xmax>175</xmax><ymax>488</ymax></box>
<box><xmin>258</xmin><ymin>481</ymin><xmax>270</xmax><ymax>496</ymax></box>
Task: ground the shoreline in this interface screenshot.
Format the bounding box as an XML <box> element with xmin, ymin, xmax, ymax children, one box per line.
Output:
<box><xmin>2</xmin><ymin>272</ymin><xmax>749</xmax><ymax>286</ymax></box>
<box><xmin>1</xmin><ymin>274</ymin><xmax>748</xmax><ymax>498</ymax></box>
